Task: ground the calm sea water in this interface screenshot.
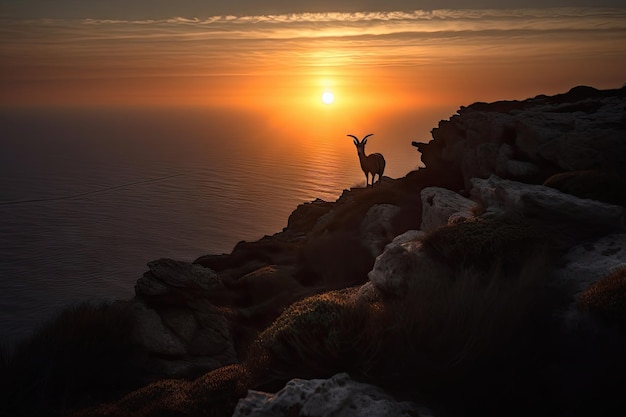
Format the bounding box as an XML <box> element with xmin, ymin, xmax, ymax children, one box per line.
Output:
<box><xmin>0</xmin><ymin>106</ymin><xmax>432</xmax><ymax>344</ymax></box>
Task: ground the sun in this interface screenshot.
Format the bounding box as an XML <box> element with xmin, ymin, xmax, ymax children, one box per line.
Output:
<box><xmin>321</xmin><ymin>91</ymin><xmax>335</xmax><ymax>105</ymax></box>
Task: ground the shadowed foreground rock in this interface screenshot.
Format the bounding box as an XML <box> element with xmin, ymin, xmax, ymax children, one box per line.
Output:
<box><xmin>233</xmin><ymin>373</ymin><xmax>426</xmax><ymax>417</ymax></box>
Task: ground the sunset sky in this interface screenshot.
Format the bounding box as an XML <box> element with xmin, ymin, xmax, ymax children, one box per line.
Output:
<box><xmin>1</xmin><ymin>1</ymin><xmax>625</xmax><ymax>129</ymax></box>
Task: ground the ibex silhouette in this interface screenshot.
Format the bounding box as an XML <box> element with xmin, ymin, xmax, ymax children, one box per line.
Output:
<box><xmin>348</xmin><ymin>134</ymin><xmax>386</xmax><ymax>187</ymax></box>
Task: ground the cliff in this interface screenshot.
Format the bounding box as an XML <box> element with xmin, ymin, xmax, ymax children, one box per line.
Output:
<box><xmin>2</xmin><ymin>85</ymin><xmax>625</xmax><ymax>417</ymax></box>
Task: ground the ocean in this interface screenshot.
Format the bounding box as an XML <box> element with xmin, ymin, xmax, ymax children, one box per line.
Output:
<box><xmin>0</xmin><ymin>106</ymin><xmax>434</xmax><ymax>344</ymax></box>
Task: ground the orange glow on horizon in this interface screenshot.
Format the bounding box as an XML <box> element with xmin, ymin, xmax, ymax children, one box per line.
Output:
<box><xmin>1</xmin><ymin>8</ymin><xmax>624</xmax><ymax>116</ymax></box>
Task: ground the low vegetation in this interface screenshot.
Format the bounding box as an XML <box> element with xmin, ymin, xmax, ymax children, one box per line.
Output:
<box><xmin>578</xmin><ymin>266</ymin><xmax>626</xmax><ymax>327</ymax></box>
<box><xmin>245</xmin><ymin>288</ymin><xmax>384</xmax><ymax>389</ymax></box>
<box><xmin>420</xmin><ymin>214</ymin><xmax>548</xmax><ymax>272</ymax></box>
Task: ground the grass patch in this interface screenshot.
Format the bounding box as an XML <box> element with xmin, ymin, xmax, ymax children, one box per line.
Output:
<box><xmin>372</xmin><ymin>249</ymin><xmax>563</xmax><ymax>415</ymax></box>
<box><xmin>244</xmin><ymin>288</ymin><xmax>384</xmax><ymax>390</ymax></box>
<box><xmin>421</xmin><ymin>215</ymin><xmax>547</xmax><ymax>273</ymax></box>
<box><xmin>578</xmin><ymin>266</ymin><xmax>626</xmax><ymax>327</ymax></box>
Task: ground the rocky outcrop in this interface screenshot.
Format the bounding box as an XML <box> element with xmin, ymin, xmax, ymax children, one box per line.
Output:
<box><xmin>232</xmin><ymin>373</ymin><xmax>426</xmax><ymax>417</ymax></box>
<box><xmin>128</xmin><ymin>259</ymin><xmax>238</xmax><ymax>377</ymax></box>
<box><xmin>471</xmin><ymin>175</ymin><xmax>625</xmax><ymax>231</ymax></box>
<box><xmin>135</xmin><ymin>258</ymin><xmax>222</xmax><ymax>297</ymax></box>
<box><xmin>414</xmin><ymin>85</ymin><xmax>626</xmax><ymax>191</ymax></box>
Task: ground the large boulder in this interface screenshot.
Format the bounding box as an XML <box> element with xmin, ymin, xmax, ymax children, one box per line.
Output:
<box><xmin>130</xmin><ymin>259</ymin><xmax>239</xmax><ymax>378</ymax></box>
<box><xmin>555</xmin><ymin>233</ymin><xmax>626</xmax><ymax>297</ymax></box>
<box><xmin>367</xmin><ymin>235</ymin><xmax>448</xmax><ymax>298</ymax></box>
<box><xmin>287</xmin><ymin>198</ymin><xmax>334</xmax><ymax>234</ymax></box>
<box><xmin>359</xmin><ymin>203</ymin><xmax>402</xmax><ymax>257</ymax></box>
<box><xmin>130</xmin><ymin>301</ymin><xmax>187</xmax><ymax>356</ymax></box>
<box><xmin>420</xmin><ymin>187</ymin><xmax>478</xmax><ymax>232</ymax></box>
<box><xmin>135</xmin><ymin>258</ymin><xmax>222</xmax><ymax>297</ymax></box>
<box><xmin>128</xmin><ymin>298</ymin><xmax>238</xmax><ymax>377</ymax></box>
<box><xmin>543</xmin><ymin>170</ymin><xmax>626</xmax><ymax>207</ymax></box>
<box><xmin>471</xmin><ymin>175</ymin><xmax>625</xmax><ymax>231</ymax></box>
<box><xmin>232</xmin><ymin>373</ymin><xmax>426</xmax><ymax>417</ymax></box>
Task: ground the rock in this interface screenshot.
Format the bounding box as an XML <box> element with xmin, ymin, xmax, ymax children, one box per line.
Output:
<box><xmin>130</xmin><ymin>301</ymin><xmax>187</xmax><ymax>356</ymax></box>
<box><xmin>543</xmin><ymin>170</ymin><xmax>626</xmax><ymax>206</ymax></box>
<box><xmin>136</xmin><ymin>258</ymin><xmax>222</xmax><ymax>297</ymax></box>
<box><xmin>471</xmin><ymin>175</ymin><xmax>625</xmax><ymax>231</ymax></box>
<box><xmin>232</xmin><ymin>373</ymin><xmax>426</xmax><ymax>417</ymax></box>
<box><xmin>555</xmin><ymin>233</ymin><xmax>626</xmax><ymax>298</ymax></box>
<box><xmin>287</xmin><ymin>198</ymin><xmax>334</xmax><ymax>234</ymax></box>
<box><xmin>495</xmin><ymin>143</ymin><xmax>542</xmax><ymax>180</ymax></box>
<box><xmin>130</xmin><ymin>297</ymin><xmax>237</xmax><ymax>376</ymax></box>
<box><xmin>417</xmin><ymin>85</ymin><xmax>626</xmax><ymax>189</ymax></box>
<box><xmin>368</xmin><ymin>237</ymin><xmax>449</xmax><ymax>297</ymax></box>
<box><xmin>420</xmin><ymin>187</ymin><xmax>478</xmax><ymax>232</ymax></box>
<box><xmin>234</xmin><ymin>265</ymin><xmax>302</xmax><ymax>308</ymax></box>
<box><xmin>194</xmin><ymin>234</ymin><xmax>301</xmax><ymax>279</ymax></box>
<box><xmin>554</xmin><ymin>234</ymin><xmax>626</xmax><ymax>331</ymax></box>
<box><xmin>387</xmin><ymin>229</ymin><xmax>426</xmax><ymax>248</ymax></box>
<box><xmin>359</xmin><ymin>203</ymin><xmax>402</xmax><ymax>257</ymax></box>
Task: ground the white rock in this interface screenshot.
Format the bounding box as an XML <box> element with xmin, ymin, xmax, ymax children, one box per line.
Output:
<box><xmin>232</xmin><ymin>373</ymin><xmax>427</xmax><ymax>417</ymax></box>
<box><xmin>471</xmin><ymin>175</ymin><xmax>624</xmax><ymax>229</ymax></box>
<box><xmin>420</xmin><ymin>187</ymin><xmax>478</xmax><ymax>232</ymax></box>
<box><xmin>368</xmin><ymin>237</ymin><xmax>448</xmax><ymax>297</ymax></box>
<box><xmin>387</xmin><ymin>230</ymin><xmax>425</xmax><ymax>249</ymax></box>
<box><xmin>359</xmin><ymin>204</ymin><xmax>402</xmax><ymax>257</ymax></box>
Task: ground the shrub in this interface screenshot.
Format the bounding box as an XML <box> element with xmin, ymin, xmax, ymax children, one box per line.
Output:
<box><xmin>577</xmin><ymin>266</ymin><xmax>626</xmax><ymax>327</ymax></box>
<box><xmin>370</xmin><ymin>249</ymin><xmax>563</xmax><ymax>415</ymax></box>
<box><xmin>420</xmin><ymin>215</ymin><xmax>547</xmax><ymax>273</ymax></box>
<box><xmin>74</xmin><ymin>364</ymin><xmax>251</xmax><ymax>417</ymax></box>
<box><xmin>244</xmin><ymin>289</ymin><xmax>384</xmax><ymax>389</ymax></box>
<box><xmin>294</xmin><ymin>232</ymin><xmax>374</xmax><ymax>287</ymax></box>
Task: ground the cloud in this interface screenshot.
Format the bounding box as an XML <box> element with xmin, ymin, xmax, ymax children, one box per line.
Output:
<box><xmin>6</xmin><ymin>7</ymin><xmax>624</xmax><ymax>41</ymax></box>
<box><xmin>1</xmin><ymin>7</ymin><xmax>625</xmax><ymax>85</ymax></box>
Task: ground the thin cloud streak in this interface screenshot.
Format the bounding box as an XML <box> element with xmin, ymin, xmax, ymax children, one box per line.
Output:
<box><xmin>3</xmin><ymin>8</ymin><xmax>626</xmax><ymax>42</ymax></box>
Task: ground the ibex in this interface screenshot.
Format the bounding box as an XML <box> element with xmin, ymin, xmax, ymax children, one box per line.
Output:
<box><xmin>347</xmin><ymin>134</ymin><xmax>386</xmax><ymax>187</ymax></box>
